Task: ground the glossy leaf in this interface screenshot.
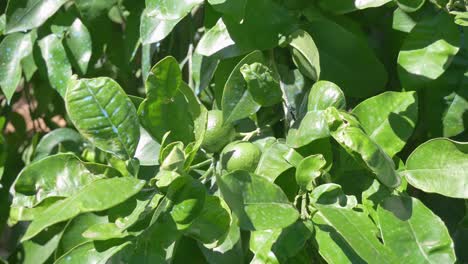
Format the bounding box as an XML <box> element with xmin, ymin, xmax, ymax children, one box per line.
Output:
<box><xmin>11</xmin><ymin>154</ymin><xmax>109</xmax><ymax>208</ymax></box>
<box><xmin>250</xmin><ymin>221</ymin><xmax>314</xmax><ymax>263</ymax></box>
<box><xmin>289</xmin><ymin>29</ymin><xmax>320</xmax><ymax>81</ymax></box>
<box><xmin>38</xmin><ymin>34</ymin><xmax>72</xmax><ymax>97</ymax></box>
<box><xmin>57</xmin><ymin>213</ymin><xmax>108</xmax><ymax>255</ymax></box>
<box><xmin>217</xmin><ymin>170</ymin><xmax>299</xmax><ymax>230</ymax></box>
<box><xmin>196</xmin><ymin>18</ymin><xmax>239</xmax><ymax>57</ymax></box>
<box><xmin>66</xmin><ymin>77</ymin><xmax>140</xmax><ymax>160</ymax></box>
<box><xmin>316</xmin><ymin>0</ymin><xmax>392</xmax><ymax>14</ymax></box>
<box><xmin>296</xmin><ymin>154</ymin><xmax>326</xmax><ymax>191</ymax></box>
<box><xmin>140</xmin><ymin>0</ymin><xmax>203</xmax><ymax>44</ymax></box>
<box><xmin>307</xmin><ymin>80</ymin><xmax>346</xmax><ymax>111</ymax></box>
<box><xmin>22</xmin><ymin>177</ymin><xmax>145</xmax><ymax>241</ymax></box>
<box><xmin>138</xmin><ymin>57</ymin><xmax>195</xmax><ymax>145</ymax></box>
<box><xmin>325</xmin><ymin>108</ymin><xmax>401</xmax><ymax>188</ymax></box>
<box><xmin>0</xmin><ymin>32</ymin><xmax>34</xmax><ymax>103</ymax></box>
<box><xmin>442</xmin><ymin>86</ymin><xmax>468</xmax><ymax>137</ymax></box>
<box><xmin>404</xmin><ymin>138</ymin><xmax>468</xmax><ymax>198</ymax></box>
<box><xmin>135</xmin><ymin>127</ymin><xmax>161</xmax><ymax>166</ymax></box>
<box><xmin>352</xmin><ymin>91</ymin><xmax>418</xmax><ymax>157</ymax></box>
<box><xmin>65</xmin><ymin>18</ymin><xmax>92</xmax><ymax>74</ymax></box>
<box><xmin>313</xmin><ymin>206</ymin><xmax>396</xmax><ymax>263</ymax></box>
<box><xmin>378</xmin><ymin>195</ymin><xmax>456</xmax><ymax>263</ymax></box>
<box><xmin>254</xmin><ymin>139</ymin><xmax>294</xmax><ymax>182</ymax></box>
<box><xmin>398</xmin><ymin>13</ymin><xmax>460</xmax><ymax>88</ymax></box>
<box><xmin>286</xmin><ymin>111</ymin><xmax>329</xmax><ymax>148</ymax></box>
<box><xmin>5</xmin><ymin>0</ymin><xmax>68</xmax><ymax>33</ymax></box>
<box><xmin>33</xmin><ymin>128</ymin><xmax>84</xmax><ymax>161</ymax></box>
<box><xmin>222</xmin><ymin>51</ymin><xmax>263</xmax><ymax>123</ymax></box>
<box><xmin>55</xmin><ymin>241</ymin><xmax>131</xmax><ymax>264</ymax></box>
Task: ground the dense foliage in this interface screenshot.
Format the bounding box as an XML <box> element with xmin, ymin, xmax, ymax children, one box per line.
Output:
<box><xmin>0</xmin><ymin>0</ymin><xmax>468</xmax><ymax>263</ymax></box>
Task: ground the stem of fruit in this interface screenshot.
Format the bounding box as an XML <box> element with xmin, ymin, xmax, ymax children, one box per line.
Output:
<box><xmin>301</xmin><ymin>193</ymin><xmax>309</xmax><ymax>219</ymax></box>
<box><xmin>239</xmin><ymin>128</ymin><xmax>261</xmax><ymax>141</ymax></box>
<box><xmin>200</xmin><ymin>166</ymin><xmax>214</xmax><ymax>184</ymax></box>
<box><xmin>189</xmin><ymin>159</ymin><xmax>213</xmax><ymax>170</ymax></box>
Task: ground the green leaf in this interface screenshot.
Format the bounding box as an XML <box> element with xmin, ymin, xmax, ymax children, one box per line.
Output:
<box><xmin>0</xmin><ymin>14</ymin><xmax>5</xmax><ymax>35</ymax></box>
<box><xmin>254</xmin><ymin>138</ymin><xmax>294</xmax><ymax>182</ymax></box>
<box><xmin>392</xmin><ymin>8</ymin><xmax>418</xmax><ymax>33</ymax></box>
<box><xmin>22</xmin><ymin>177</ymin><xmax>145</xmax><ymax>241</ymax></box>
<box><xmin>83</xmin><ymin>193</ymin><xmax>154</xmax><ymax>241</ymax></box>
<box><xmin>306</xmin><ymin>19</ymin><xmax>387</xmax><ymax>98</ymax></box>
<box><xmin>11</xmin><ymin>154</ymin><xmax>110</xmax><ymax>208</ymax></box>
<box><xmin>184</xmin><ymin>195</ymin><xmax>231</xmax><ymax>245</ymax></box>
<box><xmin>352</xmin><ymin>91</ymin><xmax>418</xmax><ymax>158</ymax></box>
<box><xmin>217</xmin><ymin>170</ymin><xmax>299</xmax><ymax>231</ymax></box>
<box><xmin>5</xmin><ymin>0</ymin><xmax>68</xmax><ymax>33</ymax></box>
<box><xmin>378</xmin><ymin>195</ymin><xmax>456</xmax><ymax>263</ymax></box>
<box><xmin>250</xmin><ymin>221</ymin><xmax>314</xmax><ymax>263</ymax></box>
<box><xmin>139</xmin><ymin>57</ymin><xmax>195</xmax><ymax>145</ymax></box>
<box><xmin>33</xmin><ymin>128</ymin><xmax>84</xmax><ymax>161</ymax></box>
<box><xmin>296</xmin><ymin>154</ymin><xmax>326</xmax><ymax>191</ymax></box>
<box><xmin>396</xmin><ymin>0</ymin><xmax>426</xmax><ymax>12</ymax></box>
<box><xmin>398</xmin><ymin>13</ymin><xmax>460</xmax><ymax>88</ymax></box>
<box><xmin>404</xmin><ymin>138</ymin><xmax>468</xmax><ymax>198</ymax></box>
<box><xmin>286</xmin><ymin>111</ymin><xmax>329</xmax><ymax>149</ymax></box>
<box><xmin>38</xmin><ymin>34</ymin><xmax>73</xmax><ymax>97</ymax></box>
<box><xmin>199</xmin><ymin>215</ymin><xmax>244</xmax><ymax>263</ymax></box>
<box><xmin>167</xmin><ymin>176</ymin><xmax>207</xmax><ymax>230</ymax></box>
<box><xmin>240</xmin><ymin>62</ymin><xmax>282</xmax><ymax>107</ymax></box>
<box><xmin>0</xmin><ymin>32</ymin><xmax>34</xmax><ymax>103</ymax></box>
<box><xmin>66</xmin><ymin>77</ymin><xmax>140</xmax><ymax>160</ymax></box>
<box><xmin>325</xmin><ymin>108</ymin><xmax>401</xmax><ymax>188</ymax></box>
<box><xmin>442</xmin><ymin>86</ymin><xmax>468</xmax><ymax>137</ymax></box>
<box><xmin>57</xmin><ymin>213</ymin><xmax>108</xmax><ymax>255</ymax></box>
<box><xmin>21</xmin><ymin>223</ymin><xmax>65</xmax><ymax>264</ymax></box>
<box><xmin>307</xmin><ymin>80</ymin><xmax>346</xmax><ymax>111</ymax></box>
<box><xmin>65</xmin><ymin>18</ymin><xmax>92</xmax><ymax>74</ymax></box>
<box><xmin>289</xmin><ymin>29</ymin><xmax>320</xmax><ymax>81</ymax></box>
<box><xmin>208</xmin><ymin>0</ymin><xmax>247</xmax><ymax>22</ymax></box>
<box><xmin>140</xmin><ymin>9</ymin><xmax>180</xmax><ymax>45</ymax></box>
<box><xmin>55</xmin><ymin>240</ymin><xmax>131</xmax><ymax>264</ymax></box>
<box><xmin>196</xmin><ymin>19</ymin><xmax>240</xmax><ymax>57</ymax></box>
<box><xmin>221</xmin><ymin>51</ymin><xmax>262</xmax><ymax>123</ymax></box>
<box><xmin>316</xmin><ymin>0</ymin><xmax>392</xmax><ymax>14</ymax></box>
<box><xmin>122</xmin><ymin>213</ymin><xmax>181</xmax><ymax>263</ymax></box>
<box><xmin>222</xmin><ymin>0</ymin><xmax>298</xmax><ymax>52</ymax></box>
<box><xmin>313</xmin><ymin>206</ymin><xmax>396</xmax><ymax>263</ymax></box>
<box><xmin>135</xmin><ymin>127</ymin><xmax>161</xmax><ymax>166</ymax></box>
<box><xmin>146</xmin><ymin>0</ymin><xmax>203</xmax><ymax>19</ymax></box>
<box><xmin>140</xmin><ymin>0</ymin><xmax>203</xmax><ymax>44</ymax></box>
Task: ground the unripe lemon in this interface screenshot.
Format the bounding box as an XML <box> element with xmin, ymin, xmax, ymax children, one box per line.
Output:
<box><xmin>201</xmin><ymin>110</ymin><xmax>235</xmax><ymax>153</ymax></box>
<box><xmin>220</xmin><ymin>141</ymin><xmax>261</xmax><ymax>173</ymax></box>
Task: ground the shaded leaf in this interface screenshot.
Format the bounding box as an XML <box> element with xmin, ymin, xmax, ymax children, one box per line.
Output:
<box><xmin>217</xmin><ymin>170</ymin><xmax>299</xmax><ymax>231</ymax></box>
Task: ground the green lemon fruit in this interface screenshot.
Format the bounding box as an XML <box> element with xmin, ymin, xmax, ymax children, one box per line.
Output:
<box><xmin>220</xmin><ymin>141</ymin><xmax>262</xmax><ymax>173</ymax></box>
<box><xmin>201</xmin><ymin>110</ymin><xmax>235</xmax><ymax>153</ymax></box>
